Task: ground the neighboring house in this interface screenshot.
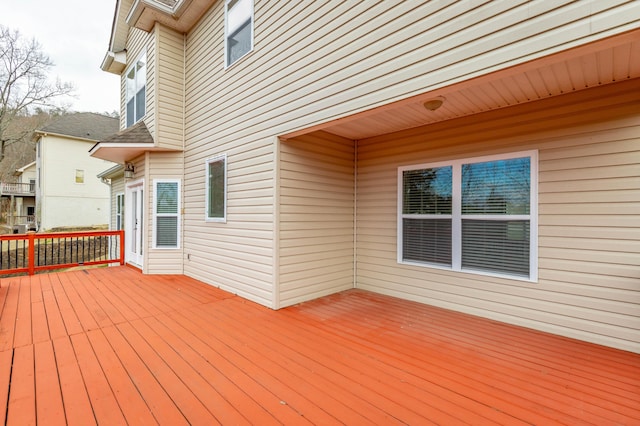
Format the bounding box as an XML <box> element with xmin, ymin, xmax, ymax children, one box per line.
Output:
<box><xmin>34</xmin><ymin>113</ymin><xmax>119</xmax><ymax>231</ymax></box>
<box><xmin>0</xmin><ymin>161</ymin><xmax>37</xmax><ymax>232</ymax></box>
<box><xmin>91</xmin><ymin>1</ymin><xmax>640</xmax><ymax>353</ymax></box>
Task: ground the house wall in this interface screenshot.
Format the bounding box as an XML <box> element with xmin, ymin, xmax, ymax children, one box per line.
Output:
<box><xmin>355</xmin><ymin>79</ymin><xmax>640</xmax><ymax>353</ymax></box>
<box><xmin>278</xmin><ymin>132</ymin><xmax>355</xmax><ymax>307</ymax></box>
<box><xmin>38</xmin><ymin>135</ymin><xmax>115</xmax><ymax>231</ymax></box>
<box><xmin>146</xmin><ymin>151</ymin><xmax>184</xmax><ymax>274</ymax></box>
<box><xmin>154</xmin><ymin>24</ymin><xmax>185</xmax><ymax>151</ymax></box>
<box><xmin>178</xmin><ymin>0</ymin><xmax>639</xmax><ymax>308</ymax></box>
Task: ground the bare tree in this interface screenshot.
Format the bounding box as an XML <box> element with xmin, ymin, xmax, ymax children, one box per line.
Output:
<box><xmin>0</xmin><ymin>25</ymin><xmax>73</xmax><ymax>162</ymax></box>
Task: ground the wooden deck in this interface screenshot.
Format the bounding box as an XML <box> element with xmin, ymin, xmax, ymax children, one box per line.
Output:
<box><xmin>0</xmin><ymin>267</ymin><xmax>638</xmax><ymax>425</ymax></box>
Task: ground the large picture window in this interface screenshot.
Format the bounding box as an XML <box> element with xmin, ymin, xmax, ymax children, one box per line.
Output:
<box><xmin>126</xmin><ymin>52</ymin><xmax>146</xmax><ymax>127</ymax></box>
<box><xmin>225</xmin><ymin>0</ymin><xmax>253</xmax><ymax>67</ymax></box>
<box><xmin>398</xmin><ymin>151</ymin><xmax>537</xmax><ymax>281</ymax></box>
<box><xmin>153</xmin><ymin>179</ymin><xmax>180</xmax><ymax>249</ymax></box>
<box><xmin>206</xmin><ymin>154</ymin><xmax>227</xmax><ymax>222</ymax></box>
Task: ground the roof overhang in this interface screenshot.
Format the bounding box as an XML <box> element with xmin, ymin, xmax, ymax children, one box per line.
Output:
<box><xmin>282</xmin><ymin>28</ymin><xmax>640</xmax><ymax>141</ymax></box>
<box><xmin>102</xmin><ymin>0</ymin><xmax>215</xmax><ymax>73</ymax></box>
<box><xmin>89</xmin><ymin>120</ymin><xmax>182</xmax><ymax>163</ymax></box>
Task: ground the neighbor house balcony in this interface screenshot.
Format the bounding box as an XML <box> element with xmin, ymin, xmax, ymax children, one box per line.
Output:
<box><xmin>0</xmin><ymin>182</ymin><xmax>35</xmax><ymax>197</ymax></box>
<box><xmin>0</xmin><ymin>266</ymin><xmax>637</xmax><ymax>425</ymax></box>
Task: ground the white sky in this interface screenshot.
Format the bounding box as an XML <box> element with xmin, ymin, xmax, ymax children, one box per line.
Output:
<box><xmin>1</xmin><ymin>0</ymin><xmax>120</xmax><ymax>114</ymax></box>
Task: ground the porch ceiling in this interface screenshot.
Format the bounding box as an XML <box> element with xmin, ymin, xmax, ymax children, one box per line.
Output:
<box><xmin>300</xmin><ymin>30</ymin><xmax>640</xmax><ymax>141</ymax></box>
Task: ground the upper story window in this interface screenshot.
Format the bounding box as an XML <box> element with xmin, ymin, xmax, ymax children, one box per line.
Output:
<box><xmin>398</xmin><ymin>151</ymin><xmax>538</xmax><ymax>281</ymax></box>
<box><xmin>225</xmin><ymin>0</ymin><xmax>253</xmax><ymax>67</ymax></box>
<box><xmin>126</xmin><ymin>52</ymin><xmax>146</xmax><ymax>127</ymax></box>
<box><xmin>75</xmin><ymin>169</ymin><xmax>85</xmax><ymax>184</ymax></box>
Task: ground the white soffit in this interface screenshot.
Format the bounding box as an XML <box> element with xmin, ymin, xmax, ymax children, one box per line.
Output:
<box><xmin>316</xmin><ymin>33</ymin><xmax>640</xmax><ymax>141</ymax></box>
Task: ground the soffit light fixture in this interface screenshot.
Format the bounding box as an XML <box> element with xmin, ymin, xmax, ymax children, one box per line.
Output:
<box><xmin>423</xmin><ymin>96</ymin><xmax>445</xmax><ymax>111</ymax></box>
<box><xmin>124</xmin><ymin>162</ymin><xmax>135</xmax><ymax>179</ymax></box>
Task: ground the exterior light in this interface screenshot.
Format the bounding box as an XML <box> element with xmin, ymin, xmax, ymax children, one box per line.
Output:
<box><xmin>124</xmin><ymin>162</ymin><xmax>135</xmax><ymax>179</ymax></box>
<box><xmin>423</xmin><ymin>97</ymin><xmax>445</xmax><ymax>111</ymax></box>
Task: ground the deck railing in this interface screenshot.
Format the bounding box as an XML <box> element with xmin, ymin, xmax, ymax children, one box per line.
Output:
<box><xmin>0</xmin><ymin>230</ymin><xmax>125</xmax><ymax>276</ymax></box>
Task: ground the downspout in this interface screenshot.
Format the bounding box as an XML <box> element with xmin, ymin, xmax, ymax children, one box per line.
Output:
<box><xmin>353</xmin><ymin>139</ymin><xmax>357</xmax><ymax>289</ymax></box>
<box><xmin>181</xmin><ymin>31</ymin><xmax>187</xmax><ymax>274</ymax></box>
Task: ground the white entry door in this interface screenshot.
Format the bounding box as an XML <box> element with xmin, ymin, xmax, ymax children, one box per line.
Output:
<box><xmin>125</xmin><ymin>180</ymin><xmax>144</xmax><ymax>267</ymax></box>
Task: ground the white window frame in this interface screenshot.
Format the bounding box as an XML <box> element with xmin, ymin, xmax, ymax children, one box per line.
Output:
<box><xmin>115</xmin><ymin>193</ymin><xmax>124</xmax><ymax>230</ymax></box>
<box><xmin>153</xmin><ymin>179</ymin><xmax>181</xmax><ymax>249</ymax></box>
<box><xmin>224</xmin><ymin>0</ymin><xmax>254</xmax><ymax>68</ymax></box>
<box><xmin>205</xmin><ymin>154</ymin><xmax>227</xmax><ymax>223</ymax></box>
<box><xmin>397</xmin><ymin>150</ymin><xmax>538</xmax><ymax>282</ymax></box>
<box><xmin>125</xmin><ymin>51</ymin><xmax>147</xmax><ymax>127</ymax></box>
<box><xmin>75</xmin><ymin>169</ymin><xmax>85</xmax><ymax>184</ymax></box>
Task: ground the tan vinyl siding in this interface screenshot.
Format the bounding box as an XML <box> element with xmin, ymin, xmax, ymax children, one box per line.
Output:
<box><xmin>278</xmin><ymin>132</ymin><xmax>355</xmax><ymax>307</ymax></box>
<box><xmin>186</xmin><ymin>1</ymin><xmax>638</xmax><ymax>140</ymax></box>
<box><xmin>154</xmin><ymin>24</ymin><xmax>185</xmax><ymax>150</ymax></box>
<box><xmin>355</xmin><ymin>79</ymin><xmax>640</xmax><ymax>353</ymax></box>
<box><xmin>177</xmin><ymin>0</ymin><xmax>639</xmax><ymax>327</ymax></box>
<box><xmin>145</xmin><ymin>151</ymin><xmax>184</xmax><ymax>274</ymax></box>
<box><xmin>182</xmin><ymin>136</ymin><xmax>275</xmax><ymax>307</ymax></box>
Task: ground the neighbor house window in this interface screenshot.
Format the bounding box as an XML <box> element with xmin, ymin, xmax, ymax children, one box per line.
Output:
<box><xmin>75</xmin><ymin>169</ymin><xmax>84</xmax><ymax>184</ymax></box>
<box><xmin>116</xmin><ymin>193</ymin><xmax>124</xmax><ymax>230</ymax></box>
<box><xmin>398</xmin><ymin>150</ymin><xmax>537</xmax><ymax>281</ymax></box>
<box><xmin>153</xmin><ymin>179</ymin><xmax>180</xmax><ymax>248</ymax></box>
<box><xmin>126</xmin><ymin>52</ymin><xmax>146</xmax><ymax>127</ymax></box>
<box><xmin>225</xmin><ymin>0</ymin><xmax>253</xmax><ymax>67</ymax></box>
<box><xmin>206</xmin><ymin>154</ymin><xmax>227</xmax><ymax>222</ymax></box>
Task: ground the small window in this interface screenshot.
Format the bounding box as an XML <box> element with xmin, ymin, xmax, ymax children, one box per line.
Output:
<box><xmin>153</xmin><ymin>180</ymin><xmax>180</xmax><ymax>249</ymax></box>
<box><xmin>206</xmin><ymin>154</ymin><xmax>227</xmax><ymax>222</ymax></box>
<box><xmin>116</xmin><ymin>193</ymin><xmax>124</xmax><ymax>230</ymax></box>
<box><xmin>225</xmin><ymin>0</ymin><xmax>253</xmax><ymax>67</ymax></box>
<box><xmin>75</xmin><ymin>169</ymin><xmax>84</xmax><ymax>184</ymax></box>
<box><xmin>126</xmin><ymin>52</ymin><xmax>146</xmax><ymax>127</ymax></box>
<box><xmin>398</xmin><ymin>151</ymin><xmax>538</xmax><ymax>281</ymax></box>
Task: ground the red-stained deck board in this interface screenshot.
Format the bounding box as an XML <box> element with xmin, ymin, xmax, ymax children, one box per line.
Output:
<box><xmin>191</xmin><ymin>301</ymin><xmax>450</xmax><ymax>425</ymax></box>
<box><xmin>132</xmin><ymin>317</ymin><xmax>252</xmax><ymax>425</ymax></box>
<box><xmin>34</xmin><ymin>340</ymin><xmax>66</xmax><ymax>426</ymax></box>
<box><xmin>0</xmin><ymin>267</ymin><xmax>638</xmax><ymax>425</ymax></box>
<box><xmin>39</xmin><ymin>273</ymin><xmax>69</xmax><ymax>340</ymax></box>
<box><xmin>214</xmin><ymin>299</ymin><xmax>526</xmax><ymax>425</ymax></box>
<box><xmin>7</xmin><ymin>345</ymin><xmax>35</xmax><ymax>425</ymax></box>
<box><xmin>153</xmin><ymin>312</ymin><xmax>313</xmax><ymax>426</ymax></box>
<box><xmin>166</xmin><ymin>309</ymin><xmax>351</xmax><ymax>425</ymax></box>
<box><xmin>52</xmin><ymin>336</ymin><xmax>96</xmax><ymax>426</ymax></box>
<box><xmin>116</xmin><ymin>321</ymin><xmax>220</xmax><ymax>425</ymax></box>
<box><xmin>12</xmin><ymin>276</ymin><xmax>33</xmax><ymax>348</ymax></box>
<box><xmin>70</xmin><ymin>332</ymin><xmax>126</xmax><ymax>425</ymax></box>
<box><xmin>52</xmin><ymin>272</ymin><xmax>99</xmax><ymax>333</ymax></box>
<box><xmin>100</xmin><ymin>325</ymin><xmax>188</xmax><ymax>426</ymax></box>
<box><xmin>84</xmin><ymin>328</ymin><xmax>157</xmax><ymax>425</ymax></box>
<box><xmin>0</xmin><ymin>349</ymin><xmax>13</xmax><ymax>425</ymax></box>
<box><xmin>0</xmin><ymin>279</ymin><xmax>20</xmax><ymax>351</ymax></box>
<box><xmin>320</xmin><ymin>291</ymin><xmax>640</xmax><ymax>416</ymax></box>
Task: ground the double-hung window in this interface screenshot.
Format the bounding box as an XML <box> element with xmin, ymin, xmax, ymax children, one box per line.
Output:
<box><xmin>126</xmin><ymin>52</ymin><xmax>146</xmax><ymax>127</ymax></box>
<box><xmin>206</xmin><ymin>154</ymin><xmax>227</xmax><ymax>222</ymax></box>
<box><xmin>398</xmin><ymin>151</ymin><xmax>537</xmax><ymax>281</ymax></box>
<box><xmin>154</xmin><ymin>179</ymin><xmax>180</xmax><ymax>248</ymax></box>
<box><xmin>225</xmin><ymin>0</ymin><xmax>253</xmax><ymax>67</ymax></box>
